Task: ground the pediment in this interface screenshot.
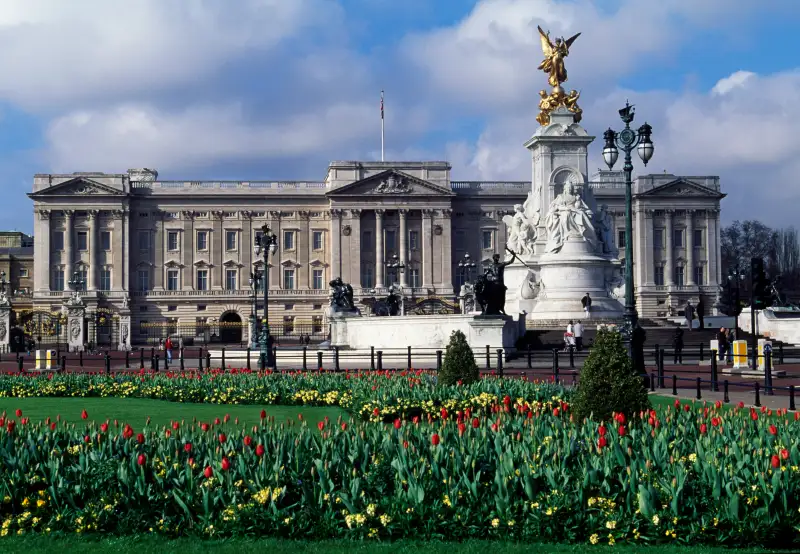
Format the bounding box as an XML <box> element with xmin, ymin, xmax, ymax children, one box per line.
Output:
<box><xmin>164</xmin><ymin>259</ymin><xmax>184</xmax><ymax>269</ymax></box>
<box><xmin>223</xmin><ymin>259</ymin><xmax>244</xmax><ymax>268</ymax></box>
<box><xmin>637</xmin><ymin>179</ymin><xmax>725</xmax><ymax>199</ymax></box>
<box><xmin>280</xmin><ymin>259</ymin><xmax>301</xmax><ymax>268</ymax></box>
<box><xmin>28</xmin><ymin>177</ymin><xmax>125</xmax><ymax>198</ymax></box>
<box><xmin>308</xmin><ymin>258</ymin><xmax>328</xmax><ymax>267</ymax></box>
<box><xmin>326</xmin><ymin>170</ymin><xmax>455</xmax><ymax>197</ymax></box>
<box><xmin>252</xmin><ymin>260</ymin><xmax>273</xmax><ymax>269</ymax></box>
<box><xmin>193</xmin><ymin>259</ymin><xmax>212</xmax><ymax>268</ymax></box>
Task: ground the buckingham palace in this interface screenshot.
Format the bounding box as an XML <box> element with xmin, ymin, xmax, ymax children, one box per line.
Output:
<box><xmin>25</xmin><ymin>158</ymin><xmax>724</xmax><ymax>345</ymax></box>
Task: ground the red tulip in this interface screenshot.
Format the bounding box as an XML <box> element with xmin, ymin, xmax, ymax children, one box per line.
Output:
<box><xmin>243</xmin><ymin>435</ymin><xmax>252</xmax><ymax>447</ymax></box>
<box><xmin>683</xmin><ymin>404</ymin><xmax>690</xmax><ymax>412</ymax></box>
<box><xmin>184</xmin><ymin>443</ymin><xmax>192</xmax><ymax>453</ymax></box>
<box><xmin>457</xmin><ymin>422</ymin><xmax>466</xmax><ymax>435</ymax></box>
<box><xmin>214</xmin><ymin>418</ymin><xmax>221</xmax><ymax>425</ymax></box>
<box><xmin>618</xmin><ymin>425</ymin><xmax>626</xmax><ymax>437</ymax></box>
<box><xmin>165</xmin><ymin>430</ymin><xmax>171</xmax><ymax>438</ymax></box>
<box><xmin>674</xmin><ymin>399</ymin><xmax>681</xmax><ymax>409</ymax></box>
<box><xmin>317</xmin><ymin>421</ymin><xmax>325</xmax><ymax>431</ymax></box>
<box><xmin>136</xmin><ymin>433</ymin><xmax>145</xmax><ymax>444</ymax></box>
<box><xmin>81</xmin><ymin>409</ymin><xmax>88</xmax><ymax>420</ymax></box>
<box><xmin>699</xmin><ymin>423</ymin><xmax>707</xmax><ymax>435</ymax></box>
<box><xmin>795</xmin><ymin>412</ymin><xmax>800</xmax><ymax>421</ymax></box>
<box><xmin>260</xmin><ymin>410</ymin><xmax>267</xmax><ymax>420</ymax></box>
<box><xmin>50</xmin><ymin>422</ymin><xmax>56</xmax><ymax>431</ymax></box>
<box><xmin>472</xmin><ymin>417</ymin><xmax>480</xmax><ymax>428</ymax></box>
<box><xmin>256</xmin><ymin>444</ymin><xmax>265</xmax><ymax>457</ymax></box>
<box><xmin>221</xmin><ymin>457</ymin><xmax>231</xmax><ymax>471</ymax></box>
<box><xmin>84</xmin><ymin>435</ymin><xmax>90</xmax><ymax>443</ymax></box>
<box><xmin>201</xmin><ymin>423</ymin><xmax>210</xmax><ymax>432</ymax></box>
<box><xmin>751</xmin><ymin>411</ymin><xmax>759</xmax><ymax>421</ymax></box>
<box><xmin>598</xmin><ymin>425</ymin><xmax>607</xmax><ymax>437</ymax></box>
<box><xmin>340</xmin><ymin>423</ymin><xmax>348</xmax><ymax>431</ymax></box>
<box><xmin>431</xmin><ymin>433</ymin><xmax>440</xmax><ymax>446</ymax></box>
<box><xmin>738</xmin><ymin>401</ymin><xmax>745</xmax><ymax>409</ymax></box>
<box><xmin>224</xmin><ymin>414</ymin><xmax>230</xmax><ymax>423</ymax></box>
<box><xmin>14</xmin><ymin>409</ymin><xmax>22</xmax><ymax>417</ymax></box>
<box><xmin>204</xmin><ymin>466</ymin><xmax>213</xmax><ymax>478</ymax></box>
<box><xmin>218</xmin><ymin>433</ymin><xmax>227</xmax><ymax>444</ymax></box>
<box><xmin>715</xmin><ymin>400</ymin><xmax>722</xmax><ymax>409</ymax></box>
<box><xmin>372</xmin><ymin>408</ymin><xmax>380</xmax><ymax>417</ymax></box>
<box><xmin>503</xmin><ymin>395</ymin><xmax>511</xmax><ymax>405</ymax></box>
<box><xmin>781</xmin><ymin>448</ymin><xmax>790</xmax><ymax>460</ymax></box>
<box><xmin>616</xmin><ymin>413</ymin><xmax>626</xmax><ymax>424</ymax></box>
<box><xmin>100</xmin><ymin>423</ymin><xmax>109</xmax><ymax>433</ymax></box>
<box><xmin>412</xmin><ymin>416</ymin><xmax>420</xmax><ymax>425</ymax></box>
<box><xmin>553</xmin><ymin>408</ymin><xmax>560</xmax><ymax>417</ymax></box>
<box><xmin>771</xmin><ymin>455</ymin><xmax>780</xmax><ymax>469</ymax></box>
<box><xmin>393</xmin><ymin>419</ymin><xmax>402</xmax><ymax>430</ymax></box>
<box><xmin>188</xmin><ymin>457</ymin><xmax>195</xmax><ymax>466</ymax></box>
<box><xmin>647</xmin><ymin>417</ymin><xmax>655</xmax><ymax>426</ymax></box>
<box><xmin>298</xmin><ymin>414</ymin><xmax>304</xmax><ymax>421</ymax></box>
<box><xmin>172</xmin><ymin>422</ymin><xmax>180</xmax><ymax>430</ymax></box>
<box><xmin>769</xmin><ymin>425</ymin><xmax>778</xmax><ymax>436</ymax></box>
<box><xmin>403</xmin><ymin>440</ymin><xmax>409</xmax><ymax>449</ymax></box>
<box><xmin>490</xmin><ymin>423</ymin><xmax>498</xmax><ymax>432</ymax></box>
<box><xmin>598</xmin><ymin>436</ymin><xmax>607</xmax><ymax>449</ymax></box>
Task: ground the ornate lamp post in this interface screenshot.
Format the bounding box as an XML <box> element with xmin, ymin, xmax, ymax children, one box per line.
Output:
<box><xmin>458</xmin><ymin>253</ymin><xmax>477</xmax><ymax>284</ymax></box>
<box><xmin>727</xmin><ymin>267</ymin><xmax>745</xmax><ymax>339</ymax></box>
<box><xmin>248</xmin><ymin>270</ymin><xmax>263</xmax><ymax>350</ymax></box>
<box><xmin>385</xmin><ymin>253</ymin><xmax>406</xmax><ymax>285</ymax></box>
<box><xmin>602</xmin><ymin>102</ymin><xmax>654</xmax><ymax>363</ymax></box>
<box><xmin>254</xmin><ymin>225</ymin><xmax>278</xmax><ymax>368</ymax></box>
<box><xmin>67</xmin><ymin>271</ymin><xmax>85</xmax><ymax>302</ymax></box>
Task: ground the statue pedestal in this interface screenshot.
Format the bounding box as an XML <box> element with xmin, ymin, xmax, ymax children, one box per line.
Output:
<box><xmin>529</xmin><ymin>238</ymin><xmax>622</xmax><ymax>321</ymax></box>
<box><xmin>328</xmin><ymin>309</ymin><xmax>361</xmax><ymax>347</ymax></box>
<box><xmin>65</xmin><ymin>303</ymin><xmax>86</xmax><ymax>352</ymax></box>
<box><xmin>0</xmin><ymin>305</ymin><xmax>10</xmax><ymax>351</ymax></box>
<box><xmin>117</xmin><ymin>310</ymin><xmax>131</xmax><ymax>351</ymax></box>
<box><xmin>503</xmin><ymin>258</ymin><xmax>538</xmax><ymax>316</ymax></box>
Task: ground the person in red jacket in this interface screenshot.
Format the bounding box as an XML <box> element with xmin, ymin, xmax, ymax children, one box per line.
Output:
<box><xmin>164</xmin><ymin>336</ymin><xmax>173</xmax><ymax>363</ymax></box>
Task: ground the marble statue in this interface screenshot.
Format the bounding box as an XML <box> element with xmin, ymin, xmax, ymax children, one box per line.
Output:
<box><xmin>544</xmin><ymin>181</ymin><xmax>596</xmax><ymax>253</ymax></box>
<box><xmin>606</xmin><ymin>272</ymin><xmax>625</xmax><ymax>300</ymax></box>
<box><xmin>594</xmin><ymin>204</ymin><xmax>616</xmax><ymax>255</ymax></box>
<box><xmin>502</xmin><ymin>196</ymin><xmax>539</xmax><ymax>256</ymax></box>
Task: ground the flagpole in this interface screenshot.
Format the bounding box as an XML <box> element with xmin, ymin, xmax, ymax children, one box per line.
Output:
<box><xmin>380</xmin><ymin>90</ymin><xmax>385</xmax><ymax>162</ymax></box>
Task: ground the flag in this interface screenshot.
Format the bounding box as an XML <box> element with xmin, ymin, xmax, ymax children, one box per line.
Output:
<box><xmin>380</xmin><ymin>90</ymin><xmax>384</xmax><ymax>120</ymax></box>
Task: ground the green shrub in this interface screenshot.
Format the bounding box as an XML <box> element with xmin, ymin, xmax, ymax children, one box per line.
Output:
<box><xmin>572</xmin><ymin>327</ymin><xmax>650</xmax><ymax>422</ymax></box>
<box><xmin>439</xmin><ymin>330</ymin><xmax>479</xmax><ymax>386</ymax></box>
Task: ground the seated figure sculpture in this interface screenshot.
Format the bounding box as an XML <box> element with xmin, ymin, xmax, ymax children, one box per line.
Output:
<box><xmin>329</xmin><ymin>277</ymin><xmax>356</xmax><ymax>313</ymax></box>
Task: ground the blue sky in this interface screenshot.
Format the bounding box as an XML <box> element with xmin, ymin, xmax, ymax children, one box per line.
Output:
<box><xmin>1</xmin><ymin>0</ymin><xmax>799</xmax><ymax>233</ymax></box>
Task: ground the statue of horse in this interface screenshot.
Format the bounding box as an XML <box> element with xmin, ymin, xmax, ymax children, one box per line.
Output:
<box><xmin>473</xmin><ymin>275</ymin><xmax>507</xmax><ymax>316</ymax></box>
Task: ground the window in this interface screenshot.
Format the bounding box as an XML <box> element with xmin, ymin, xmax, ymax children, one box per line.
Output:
<box><xmin>53</xmin><ymin>231</ymin><xmax>64</xmax><ymax>250</ymax></box>
<box><xmin>77</xmin><ymin>231</ymin><xmax>88</xmax><ymax>251</ymax></box>
<box><xmin>99</xmin><ymin>269</ymin><xmax>111</xmax><ymax>291</ymax></box>
<box><xmin>312</xmin><ymin>315</ymin><xmax>323</xmax><ymax>334</ymax></box>
<box><xmin>312</xmin><ymin>231</ymin><xmax>324</xmax><ymax>251</ymax></box>
<box><xmin>654</xmin><ymin>266</ymin><xmax>665</xmax><ymax>286</ymax></box>
<box><xmin>137</xmin><ymin>269</ymin><xmax>150</xmax><ymax>291</ymax></box>
<box><xmin>196</xmin><ymin>269</ymin><xmax>208</xmax><ymax>291</ymax></box>
<box><xmin>312</xmin><ymin>269</ymin><xmax>324</xmax><ymax>290</ymax></box>
<box><xmin>283</xmin><ymin>316</ymin><xmax>295</xmax><ymax>336</ymax></box>
<box><xmin>167</xmin><ymin>231</ymin><xmax>179</xmax><ymax>251</ymax></box>
<box><xmin>284</xmin><ymin>304</ymin><xmax>294</xmax><ymax>310</ymax></box>
<box><xmin>673</xmin><ymin>229</ymin><xmax>684</xmax><ymax>248</ymax></box>
<box><xmin>18</xmin><ymin>268</ymin><xmax>28</xmax><ymax>278</ymax></box>
<box><xmin>654</xmin><ymin>229</ymin><xmax>663</xmax><ymax>249</ymax></box>
<box><xmin>226</xmin><ymin>231</ymin><xmax>237</xmax><ymax>251</ymax></box>
<box><xmin>196</xmin><ymin>231</ymin><xmax>208</xmax><ymax>251</ymax></box>
<box><xmin>283</xmin><ymin>230</ymin><xmax>295</xmax><ymax>251</ymax></box>
<box><xmin>167</xmin><ymin>270</ymin><xmax>179</xmax><ymax>291</ymax></box>
<box><xmin>100</xmin><ymin>231</ymin><xmax>111</xmax><ymax>251</ymax></box>
<box><xmin>138</xmin><ymin>230</ymin><xmax>150</xmax><ymax>251</ymax></box>
<box><xmin>693</xmin><ymin>229</ymin><xmax>703</xmax><ymax>248</ymax></box>
<box><xmin>410</xmin><ymin>268</ymin><xmax>420</xmax><ymax>288</ymax></box>
<box><xmin>225</xmin><ymin>269</ymin><xmax>237</xmax><ymax>290</ymax></box>
<box><xmin>361</xmin><ymin>266</ymin><xmax>374</xmax><ymax>288</ymax></box>
<box><xmin>694</xmin><ymin>265</ymin><xmax>705</xmax><ymax>286</ymax></box>
<box><xmin>77</xmin><ymin>269</ymin><xmax>87</xmax><ymax>288</ymax></box>
<box><xmin>283</xmin><ymin>269</ymin><xmax>295</xmax><ymax>290</ymax></box>
<box><xmin>618</xmin><ymin>230</ymin><xmax>626</xmax><ymax>248</ymax></box>
<box><xmin>675</xmin><ymin>266</ymin><xmax>685</xmax><ymax>287</ymax></box>
<box><xmin>52</xmin><ymin>269</ymin><xmax>65</xmax><ymax>291</ymax></box>
<box><xmin>254</xmin><ymin>230</ymin><xmax>263</xmax><ymax>249</ymax></box>
<box><xmin>385</xmin><ymin>229</ymin><xmax>396</xmax><ymax>252</ymax></box>
<box><xmin>409</xmin><ymin>230</ymin><xmax>419</xmax><ymax>250</ymax></box>
<box><xmin>167</xmin><ymin>305</ymin><xmax>177</xmax><ymax>312</ymax></box>
<box><xmin>482</xmin><ymin>230</ymin><xmax>493</xmax><ymax>250</ymax></box>
<box><xmin>139</xmin><ymin>320</ymin><xmax>148</xmax><ymax>336</ymax></box>
<box><xmin>197</xmin><ymin>305</ymin><xmax>206</xmax><ymax>311</ymax></box>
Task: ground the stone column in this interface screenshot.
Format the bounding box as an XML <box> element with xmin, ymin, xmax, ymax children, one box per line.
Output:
<box><xmin>705</xmin><ymin>210</ymin><xmax>716</xmax><ymax>287</ymax></box>
<box><xmin>121</xmin><ymin>209</ymin><xmax>130</xmax><ymax>292</ymax></box>
<box><xmin>375</xmin><ymin>209</ymin><xmax>385</xmax><ymax>288</ymax></box>
<box><xmin>211</xmin><ymin>211</ymin><xmax>224</xmax><ymax>289</ymax></box>
<box><xmin>686</xmin><ymin>210</ymin><xmax>695</xmax><ymax>286</ymax></box>
<box><xmin>330</xmin><ymin>209</ymin><xmax>342</xmax><ymax>279</ymax></box>
<box><xmin>0</xmin><ymin>304</ymin><xmax>10</xmax><ymax>351</ymax></box>
<box><xmin>348</xmin><ymin>210</ymin><xmax>362</xmax><ymax>287</ymax></box>
<box><xmin>422</xmin><ymin>209</ymin><xmax>434</xmax><ymax>287</ymax></box>
<box><xmin>440</xmin><ymin>209</ymin><xmax>453</xmax><ymax>291</ymax></box>
<box><xmin>181</xmin><ymin>211</ymin><xmax>194</xmax><ymax>290</ymax></box>
<box><xmin>398</xmin><ymin>209</ymin><xmax>408</xmax><ymax>287</ymax></box>
<box><xmin>644</xmin><ymin>209</ymin><xmax>655</xmax><ymax>285</ymax></box>
<box><xmin>87</xmin><ymin>210</ymin><xmax>98</xmax><ymax>291</ymax></box>
<box><xmin>111</xmin><ymin>211</ymin><xmax>124</xmax><ymax>292</ymax></box>
<box><xmin>153</xmin><ymin>210</ymin><xmax>164</xmax><ymax>290</ymax></box>
<box><xmin>268</xmin><ymin>212</ymin><xmax>281</xmax><ymax>290</ymax></box>
<box><xmin>664</xmin><ymin>209</ymin><xmax>674</xmax><ymax>286</ymax></box>
<box><xmin>241</xmin><ymin>212</ymin><xmax>253</xmax><ymax>285</ymax></box>
<box><xmin>117</xmin><ymin>308</ymin><xmax>131</xmax><ymax>351</ymax></box>
<box><xmin>64</xmin><ymin>210</ymin><xmax>74</xmax><ymax>283</ymax></box>
<box><xmin>35</xmin><ymin>209</ymin><xmax>51</xmax><ymax>292</ymax></box>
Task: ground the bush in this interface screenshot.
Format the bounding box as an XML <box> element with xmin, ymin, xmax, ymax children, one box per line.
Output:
<box><xmin>439</xmin><ymin>330</ymin><xmax>479</xmax><ymax>386</ymax></box>
<box><xmin>572</xmin><ymin>327</ymin><xmax>650</xmax><ymax>422</ymax></box>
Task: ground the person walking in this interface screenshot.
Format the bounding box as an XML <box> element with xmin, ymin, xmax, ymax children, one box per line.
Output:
<box><xmin>573</xmin><ymin>320</ymin><xmax>585</xmax><ymax>351</ymax></box>
<box><xmin>581</xmin><ymin>293</ymin><xmax>592</xmax><ymax>317</ymax></box>
<box><xmin>684</xmin><ymin>301</ymin><xmax>695</xmax><ymax>331</ymax></box>
<box><xmin>697</xmin><ymin>297</ymin><xmax>705</xmax><ymax>330</ymax></box>
<box><xmin>726</xmin><ymin>327</ymin><xmax>735</xmax><ymax>364</ymax></box>
<box><xmin>165</xmin><ymin>336</ymin><xmax>173</xmax><ymax>363</ymax></box>
<box><xmin>717</xmin><ymin>327</ymin><xmax>728</xmax><ymax>362</ymax></box>
<box><xmin>672</xmin><ymin>324</ymin><xmax>684</xmax><ymax>364</ymax></box>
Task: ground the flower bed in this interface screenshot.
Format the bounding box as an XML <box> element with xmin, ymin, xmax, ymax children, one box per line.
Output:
<box><xmin>0</xmin><ymin>372</ymin><xmax>799</xmax><ymax>546</ymax></box>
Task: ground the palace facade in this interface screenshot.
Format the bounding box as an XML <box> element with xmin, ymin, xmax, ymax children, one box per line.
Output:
<box><xmin>26</xmin><ymin>160</ymin><xmax>724</xmax><ymax>344</ymax></box>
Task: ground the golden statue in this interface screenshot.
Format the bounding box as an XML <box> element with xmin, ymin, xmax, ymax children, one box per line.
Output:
<box><xmin>535</xmin><ymin>26</ymin><xmax>582</xmax><ymax>126</ymax></box>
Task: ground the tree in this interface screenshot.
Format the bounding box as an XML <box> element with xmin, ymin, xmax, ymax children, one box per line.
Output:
<box><xmin>572</xmin><ymin>328</ymin><xmax>650</xmax><ymax>422</ymax></box>
<box><xmin>438</xmin><ymin>330</ymin><xmax>479</xmax><ymax>386</ymax></box>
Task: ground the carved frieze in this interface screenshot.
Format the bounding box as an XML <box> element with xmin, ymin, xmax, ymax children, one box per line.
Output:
<box><xmin>374</xmin><ymin>173</ymin><xmax>412</xmax><ymax>194</ymax></box>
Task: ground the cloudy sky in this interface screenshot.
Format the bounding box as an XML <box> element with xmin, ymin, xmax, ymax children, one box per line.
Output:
<box><xmin>0</xmin><ymin>0</ymin><xmax>798</xmax><ymax>232</ymax></box>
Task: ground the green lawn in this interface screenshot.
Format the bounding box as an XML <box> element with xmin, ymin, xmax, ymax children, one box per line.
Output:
<box><xmin>0</xmin><ymin>537</ymin><xmax>782</xmax><ymax>554</ymax></box>
<box><xmin>0</xmin><ymin>397</ymin><xmax>347</xmax><ymax>429</ymax></box>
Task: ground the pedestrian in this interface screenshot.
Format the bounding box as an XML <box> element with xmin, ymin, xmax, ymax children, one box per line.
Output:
<box><xmin>564</xmin><ymin>320</ymin><xmax>575</xmax><ymax>351</ymax></box>
<box><xmin>581</xmin><ymin>293</ymin><xmax>592</xmax><ymax>317</ymax></box>
<box><xmin>165</xmin><ymin>336</ymin><xmax>173</xmax><ymax>363</ymax></box>
<box><xmin>672</xmin><ymin>324</ymin><xmax>684</xmax><ymax>364</ymax></box>
<box><xmin>726</xmin><ymin>327</ymin><xmax>735</xmax><ymax>364</ymax></box>
<box><xmin>697</xmin><ymin>297</ymin><xmax>705</xmax><ymax>330</ymax></box>
<box><xmin>717</xmin><ymin>327</ymin><xmax>728</xmax><ymax>362</ymax></box>
<box><xmin>684</xmin><ymin>301</ymin><xmax>694</xmax><ymax>331</ymax></box>
<box><xmin>573</xmin><ymin>320</ymin><xmax>585</xmax><ymax>351</ymax></box>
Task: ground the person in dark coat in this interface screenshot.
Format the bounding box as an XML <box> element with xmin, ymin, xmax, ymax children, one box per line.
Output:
<box><xmin>684</xmin><ymin>301</ymin><xmax>694</xmax><ymax>331</ymax></box>
<box><xmin>717</xmin><ymin>327</ymin><xmax>728</xmax><ymax>362</ymax></box>
<box><xmin>697</xmin><ymin>297</ymin><xmax>705</xmax><ymax>330</ymax></box>
<box><xmin>672</xmin><ymin>325</ymin><xmax>684</xmax><ymax>364</ymax></box>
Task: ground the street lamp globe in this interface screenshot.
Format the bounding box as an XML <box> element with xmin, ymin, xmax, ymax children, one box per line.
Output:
<box><xmin>637</xmin><ymin>122</ymin><xmax>654</xmax><ymax>165</ymax></box>
<box><xmin>602</xmin><ymin>129</ymin><xmax>619</xmax><ymax>169</ymax></box>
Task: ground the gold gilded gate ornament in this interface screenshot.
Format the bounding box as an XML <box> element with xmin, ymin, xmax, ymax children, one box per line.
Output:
<box><xmin>536</xmin><ymin>25</ymin><xmax>583</xmax><ymax>126</ymax></box>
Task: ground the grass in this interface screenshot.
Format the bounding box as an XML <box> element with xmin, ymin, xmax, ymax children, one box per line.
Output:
<box><xmin>0</xmin><ymin>397</ymin><xmax>347</xmax><ymax>429</ymax></box>
<box><xmin>0</xmin><ymin>537</ymin><xmax>784</xmax><ymax>554</ymax></box>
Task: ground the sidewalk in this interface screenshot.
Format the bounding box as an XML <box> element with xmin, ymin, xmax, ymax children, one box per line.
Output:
<box><xmin>650</xmin><ymin>389</ymin><xmax>795</xmax><ymax>412</ymax></box>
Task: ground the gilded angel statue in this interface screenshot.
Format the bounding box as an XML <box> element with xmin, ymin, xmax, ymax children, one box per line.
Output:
<box><xmin>537</xmin><ymin>25</ymin><xmax>581</xmax><ymax>88</ymax></box>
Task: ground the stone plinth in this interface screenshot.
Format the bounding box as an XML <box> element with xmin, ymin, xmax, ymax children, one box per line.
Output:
<box><xmin>118</xmin><ymin>310</ymin><xmax>131</xmax><ymax>351</ymax></box>
<box><xmin>529</xmin><ymin>238</ymin><xmax>622</xmax><ymax>321</ymax></box>
<box><xmin>328</xmin><ymin>313</ymin><xmax>522</xmax><ymax>351</ymax></box>
<box><xmin>65</xmin><ymin>304</ymin><xmax>86</xmax><ymax>352</ymax></box>
<box><xmin>0</xmin><ymin>305</ymin><xmax>10</xmax><ymax>351</ymax></box>
<box><xmin>328</xmin><ymin>310</ymin><xmax>362</xmax><ymax>347</ymax></box>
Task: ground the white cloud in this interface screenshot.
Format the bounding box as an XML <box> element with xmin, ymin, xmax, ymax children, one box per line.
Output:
<box><xmin>711</xmin><ymin>71</ymin><xmax>756</xmax><ymax>96</ymax></box>
<box><xmin>0</xmin><ymin>0</ymin><xmax>336</xmax><ymax>109</ymax></box>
